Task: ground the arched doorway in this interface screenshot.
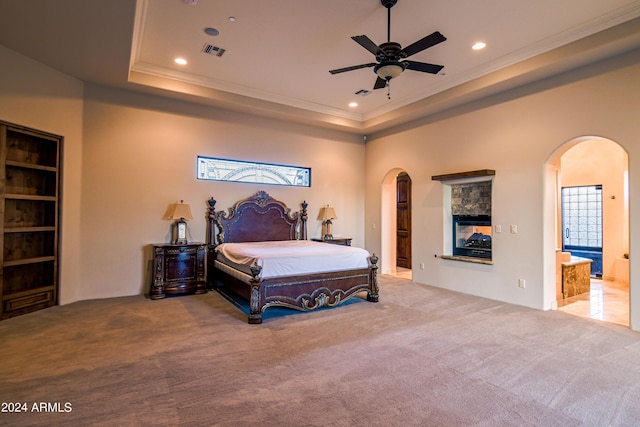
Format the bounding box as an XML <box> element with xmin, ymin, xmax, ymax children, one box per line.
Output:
<box><xmin>380</xmin><ymin>168</ymin><xmax>412</xmax><ymax>280</ymax></box>
<box><xmin>545</xmin><ymin>136</ymin><xmax>629</xmax><ymax>326</ymax></box>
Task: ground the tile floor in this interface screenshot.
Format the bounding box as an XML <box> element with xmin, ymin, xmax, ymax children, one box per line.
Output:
<box><xmin>557</xmin><ymin>278</ymin><xmax>629</xmax><ymax>326</ymax></box>
<box><xmin>394</xmin><ymin>267</ymin><xmax>412</xmax><ymax>280</ymax></box>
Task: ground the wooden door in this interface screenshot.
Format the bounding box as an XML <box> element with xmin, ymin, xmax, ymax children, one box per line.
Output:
<box><xmin>396</xmin><ymin>172</ymin><xmax>411</xmax><ymax>269</ymax></box>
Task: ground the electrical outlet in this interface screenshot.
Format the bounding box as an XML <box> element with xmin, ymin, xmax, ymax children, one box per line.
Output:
<box><xmin>495</xmin><ymin>224</ymin><xmax>502</xmax><ymax>233</ymax></box>
<box><xmin>518</xmin><ymin>278</ymin><xmax>526</xmax><ymax>288</ymax></box>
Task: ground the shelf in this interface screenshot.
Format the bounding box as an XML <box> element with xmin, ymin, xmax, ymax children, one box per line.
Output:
<box><xmin>5</xmin><ymin>126</ymin><xmax>59</xmax><ymax>168</ymax></box>
<box><xmin>6</xmin><ymin>160</ymin><xmax>57</xmax><ymax>172</ymax></box>
<box><xmin>4</xmin><ymin>198</ymin><xmax>57</xmax><ymax>229</ymax></box>
<box><xmin>3</xmin><ymin>256</ymin><xmax>55</xmax><ymax>267</ymax></box>
<box><xmin>431</xmin><ymin>169</ymin><xmax>495</xmax><ymax>181</ymax></box>
<box><xmin>4</xmin><ymin>226</ymin><xmax>56</xmax><ymax>233</ymax></box>
<box><xmin>4</xmin><ymin>193</ymin><xmax>57</xmax><ymax>201</ymax></box>
<box><xmin>5</xmin><ymin>163</ymin><xmax>57</xmax><ymax>198</ymax></box>
<box><xmin>2</xmin><ymin>260</ymin><xmax>55</xmax><ymax>297</ymax></box>
<box><xmin>440</xmin><ymin>255</ymin><xmax>493</xmax><ymax>265</ymax></box>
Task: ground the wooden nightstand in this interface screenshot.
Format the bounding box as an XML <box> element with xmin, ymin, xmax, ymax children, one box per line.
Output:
<box><xmin>150</xmin><ymin>243</ymin><xmax>206</xmax><ymax>299</ymax></box>
<box><xmin>311</xmin><ymin>238</ymin><xmax>352</xmax><ymax>246</ymax></box>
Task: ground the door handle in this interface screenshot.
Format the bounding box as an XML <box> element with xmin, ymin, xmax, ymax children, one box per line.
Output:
<box><xmin>565</xmin><ymin>228</ymin><xmax>570</xmax><ymax>239</ymax></box>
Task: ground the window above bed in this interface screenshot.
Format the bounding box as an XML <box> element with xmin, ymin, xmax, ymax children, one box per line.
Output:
<box><xmin>197</xmin><ymin>156</ymin><xmax>311</xmax><ymax>187</ymax></box>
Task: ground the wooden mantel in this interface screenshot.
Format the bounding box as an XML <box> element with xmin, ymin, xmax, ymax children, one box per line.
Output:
<box><xmin>431</xmin><ymin>169</ymin><xmax>495</xmax><ymax>181</ymax></box>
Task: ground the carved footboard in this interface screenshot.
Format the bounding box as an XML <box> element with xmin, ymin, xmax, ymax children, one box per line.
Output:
<box><xmin>243</xmin><ymin>256</ymin><xmax>378</xmax><ymax>324</ymax></box>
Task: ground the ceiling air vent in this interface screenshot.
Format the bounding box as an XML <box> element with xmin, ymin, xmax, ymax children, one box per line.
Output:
<box><xmin>355</xmin><ymin>89</ymin><xmax>371</xmax><ymax>96</ymax></box>
<box><xmin>202</xmin><ymin>44</ymin><xmax>226</xmax><ymax>57</ymax></box>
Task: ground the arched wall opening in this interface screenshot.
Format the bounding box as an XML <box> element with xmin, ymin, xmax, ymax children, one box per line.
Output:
<box><xmin>544</xmin><ymin>136</ymin><xmax>629</xmax><ymax>324</ymax></box>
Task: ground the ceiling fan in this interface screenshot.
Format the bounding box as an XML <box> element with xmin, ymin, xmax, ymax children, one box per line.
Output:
<box><xmin>329</xmin><ymin>0</ymin><xmax>446</xmax><ymax>96</ymax></box>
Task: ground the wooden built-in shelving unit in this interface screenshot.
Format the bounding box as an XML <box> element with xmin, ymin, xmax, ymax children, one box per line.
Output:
<box><xmin>0</xmin><ymin>121</ymin><xmax>61</xmax><ymax>319</ymax></box>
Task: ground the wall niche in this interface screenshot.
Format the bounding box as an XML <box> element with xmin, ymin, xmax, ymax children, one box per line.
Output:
<box><xmin>432</xmin><ymin>170</ymin><xmax>494</xmax><ymax>264</ymax></box>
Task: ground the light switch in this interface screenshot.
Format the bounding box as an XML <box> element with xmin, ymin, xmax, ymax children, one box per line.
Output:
<box><xmin>495</xmin><ymin>225</ymin><xmax>502</xmax><ymax>233</ymax></box>
<box><xmin>510</xmin><ymin>224</ymin><xmax>518</xmax><ymax>234</ymax></box>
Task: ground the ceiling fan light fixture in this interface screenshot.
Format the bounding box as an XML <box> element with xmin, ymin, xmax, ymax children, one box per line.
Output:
<box><xmin>328</xmin><ymin>0</ymin><xmax>446</xmax><ymax>93</ymax></box>
<box><xmin>375</xmin><ymin>62</ymin><xmax>404</xmax><ymax>80</ymax></box>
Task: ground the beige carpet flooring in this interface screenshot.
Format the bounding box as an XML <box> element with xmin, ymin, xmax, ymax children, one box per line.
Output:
<box><xmin>2</xmin><ymin>276</ymin><xmax>640</xmax><ymax>426</ymax></box>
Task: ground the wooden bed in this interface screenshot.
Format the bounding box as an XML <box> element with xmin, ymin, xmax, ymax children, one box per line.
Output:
<box><xmin>206</xmin><ymin>191</ymin><xmax>379</xmax><ymax>323</ymax></box>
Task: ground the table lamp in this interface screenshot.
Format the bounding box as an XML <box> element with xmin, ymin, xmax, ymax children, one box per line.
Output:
<box><xmin>167</xmin><ymin>200</ymin><xmax>193</xmax><ymax>244</ymax></box>
<box><xmin>318</xmin><ymin>205</ymin><xmax>337</xmax><ymax>240</ymax></box>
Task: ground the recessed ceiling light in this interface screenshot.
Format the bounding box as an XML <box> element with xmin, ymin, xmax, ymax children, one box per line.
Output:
<box><xmin>472</xmin><ymin>41</ymin><xmax>486</xmax><ymax>50</ymax></box>
<box><xmin>349</xmin><ymin>102</ymin><xmax>358</xmax><ymax>108</ymax></box>
<box><xmin>228</xmin><ymin>16</ymin><xmax>237</xmax><ymax>22</ymax></box>
<box><xmin>204</xmin><ymin>27</ymin><xmax>220</xmax><ymax>36</ymax></box>
<box><xmin>175</xmin><ymin>58</ymin><xmax>187</xmax><ymax>65</ymax></box>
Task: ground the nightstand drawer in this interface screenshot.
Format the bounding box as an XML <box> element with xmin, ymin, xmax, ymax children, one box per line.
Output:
<box><xmin>164</xmin><ymin>250</ymin><xmax>198</xmax><ymax>282</ymax></box>
<box><xmin>150</xmin><ymin>243</ymin><xmax>206</xmax><ymax>299</ymax></box>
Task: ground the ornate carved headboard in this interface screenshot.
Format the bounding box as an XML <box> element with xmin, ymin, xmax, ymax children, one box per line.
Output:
<box><xmin>207</xmin><ymin>191</ymin><xmax>308</xmax><ymax>246</ymax></box>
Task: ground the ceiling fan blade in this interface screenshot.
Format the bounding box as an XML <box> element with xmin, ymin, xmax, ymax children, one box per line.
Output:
<box><xmin>404</xmin><ymin>60</ymin><xmax>444</xmax><ymax>74</ymax></box>
<box><xmin>373</xmin><ymin>76</ymin><xmax>387</xmax><ymax>90</ymax></box>
<box><xmin>329</xmin><ymin>63</ymin><xmax>377</xmax><ymax>74</ymax></box>
<box><xmin>400</xmin><ymin>31</ymin><xmax>446</xmax><ymax>58</ymax></box>
<box><xmin>352</xmin><ymin>35</ymin><xmax>384</xmax><ymax>57</ymax></box>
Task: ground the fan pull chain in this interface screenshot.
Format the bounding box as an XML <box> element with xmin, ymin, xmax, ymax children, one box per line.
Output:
<box><xmin>387</xmin><ymin>81</ymin><xmax>391</xmax><ymax>99</ymax></box>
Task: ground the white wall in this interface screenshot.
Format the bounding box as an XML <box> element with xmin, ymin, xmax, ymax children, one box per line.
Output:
<box><xmin>79</xmin><ymin>85</ymin><xmax>366</xmax><ymax>300</ymax></box>
<box><xmin>365</xmin><ymin>49</ymin><xmax>640</xmax><ymax>329</ymax></box>
<box><xmin>0</xmin><ymin>45</ymin><xmax>84</xmax><ymax>305</ymax></box>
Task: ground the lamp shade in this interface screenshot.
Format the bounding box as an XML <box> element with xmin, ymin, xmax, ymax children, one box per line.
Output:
<box><xmin>318</xmin><ymin>206</ymin><xmax>337</xmax><ymax>221</ymax></box>
<box><xmin>167</xmin><ymin>201</ymin><xmax>193</xmax><ymax>221</ymax></box>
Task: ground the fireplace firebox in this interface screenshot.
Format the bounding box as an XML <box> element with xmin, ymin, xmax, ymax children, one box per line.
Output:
<box><xmin>452</xmin><ymin>215</ymin><xmax>492</xmax><ymax>259</ymax></box>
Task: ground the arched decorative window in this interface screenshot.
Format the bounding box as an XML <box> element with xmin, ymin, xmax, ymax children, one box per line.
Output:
<box><xmin>197</xmin><ymin>156</ymin><xmax>310</xmax><ymax>187</ymax></box>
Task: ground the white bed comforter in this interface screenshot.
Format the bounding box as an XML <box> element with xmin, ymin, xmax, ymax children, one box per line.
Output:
<box><xmin>215</xmin><ymin>240</ymin><xmax>370</xmax><ymax>279</ymax></box>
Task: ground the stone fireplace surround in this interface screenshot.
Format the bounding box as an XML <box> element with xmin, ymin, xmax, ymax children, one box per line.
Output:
<box><xmin>451</xmin><ymin>181</ymin><xmax>492</xmax><ymax>216</ymax></box>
